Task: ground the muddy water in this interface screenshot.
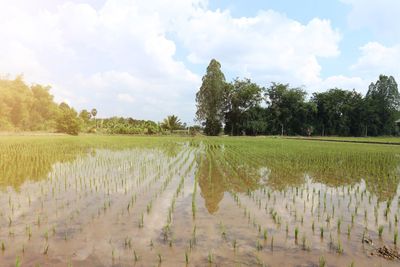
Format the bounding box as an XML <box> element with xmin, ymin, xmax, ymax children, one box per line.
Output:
<box><xmin>0</xmin><ymin>141</ymin><xmax>400</xmax><ymax>266</ymax></box>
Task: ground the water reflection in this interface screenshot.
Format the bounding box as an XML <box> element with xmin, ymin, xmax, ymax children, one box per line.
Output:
<box><xmin>0</xmin><ymin>142</ymin><xmax>88</xmax><ymax>190</ymax></box>
<box><xmin>0</xmin><ymin>137</ymin><xmax>399</xmax><ymax>266</ymax></box>
<box><xmin>196</xmin><ymin>141</ymin><xmax>400</xmax><ymax>212</ymax></box>
<box><xmin>0</xmin><ymin>138</ymin><xmax>187</xmax><ymax>191</ymax></box>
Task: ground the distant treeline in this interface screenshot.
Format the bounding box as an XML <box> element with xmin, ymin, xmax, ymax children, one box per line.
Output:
<box><xmin>0</xmin><ymin>76</ymin><xmax>186</xmax><ymax>135</ymax></box>
<box><xmin>196</xmin><ymin>59</ymin><xmax>400</xmax><ymax>136</ymax></box>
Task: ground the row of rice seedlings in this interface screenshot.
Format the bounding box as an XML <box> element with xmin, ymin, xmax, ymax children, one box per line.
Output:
<box><xmin>219</xmin><ymin>139</ymin><xmax>399</xmax><ymax>267</ymax></box>
<box><xmin>116</xmin><ymin>146</ymin><xmax>195</xmax><ymax>264</ymax></box>
<box><xmin>1</xmin><ymin>144</ymin><xmax>192</xmax><ymax>266</ymax></box>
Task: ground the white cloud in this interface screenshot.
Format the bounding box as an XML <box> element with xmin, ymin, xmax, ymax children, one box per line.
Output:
<box><xmin>0</xmin><ymin>0</ymin><xmax>346</xmax><ymax>122</ymax></box>
<box><xmin>117</xmin><ymin>93</ymin><xmax>135</xmax><ymax>103</ymax></box>
<box><xmin>351</xmin><ymin>42</ymin><xmax>400</xmax><ymax>77</ymax></box>
<box><xmin>0</xmin><ymin>0</ymin><xmax>201</xmax><ymax>122</ymax></box>
<box><xmin>178</xmin><ymin>9</ymin><xmax>341</xmax><ymax>86</ymax></box>
<box><xmin>319</xmin><ymin>75</ymin><xmax>366</xmax><ymax>91</ymax></box>
<box><xmin>341</xmin><ymin>0</ymin><xmax>400</xmax><ymax>40</ymax></box>
<box><xmin>313</xmin><ymin>41</ymin><xmax>400</xmax><ymax>95</ymax></box>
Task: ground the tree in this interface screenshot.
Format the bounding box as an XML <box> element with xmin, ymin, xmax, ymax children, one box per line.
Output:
<box><xmin>79</xmin><ymin>109</ymin><xmax>92</xmax><ymax>124</ymax></box>
<box><xmin>91</xmin><ymin>108</ymin><xmax>98</xmax><ymax>129</ymax></box>
<box><xmin>0</xmin><ymin>76</ymin><xmax>58</xmax><ymax>131</ymax></box>
<box><xmin>195</xmin><ymin>59</ymin><xmax>226</xmax><ymax>136</ymax></box>
<box><xmin>365</xmin><ymin>75</ymin><xmax>400</xmax><ymax>135</ymax></box>
<box><xmin>312</xmin><ymin>89</ymin><xmax>364</xmax><ymax>136</ymax></box>
<box><xmin>241</xmin><ymin>106</ymin><xmax>268</xmax><ymax>135</ymax></box>
<box><xmin>30</xmin><ymin>84</ymin><xmax>58</xmax><ymax>130</ymax></box>
<box><xmin>56</xmin><ymin>103</ymin><xmax>82</xmax><ymax>135</ymax></box>
<box><xmin>161</xmin><ymin>115</ymin><xmax>183</xmax><ymax>133</ymax></box>
<box><xmin>224</xmin><ymin>78</ymin><xmax>263</xmax><ymax>135</ymax></box>
<box><xmin>265</xmin><ymin>83</ymin><xmax>309</xmax><ymax>135</ymax></box>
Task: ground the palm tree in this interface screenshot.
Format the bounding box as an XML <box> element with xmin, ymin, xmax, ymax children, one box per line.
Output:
<box><xmin>91</xmin><ymin>108</ymin><xmax>97</xmax><ymax>128</ymax></box>
<box><xmin>161</xmin><ymin>115</ymin><xmax>182</xmax><ymax>133</ymax></box>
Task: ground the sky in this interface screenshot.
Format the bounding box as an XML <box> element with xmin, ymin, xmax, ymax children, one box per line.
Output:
<box><xmin>1</xmin><ymin>0</ymin><xmax>400</xmax><ymax>124</ymax></box>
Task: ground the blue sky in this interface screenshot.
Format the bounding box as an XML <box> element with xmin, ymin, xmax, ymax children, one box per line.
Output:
<box><xmin>0</xmin><ymin>0</ymin><xmax>399</xmax><ymax>124</ymax></box>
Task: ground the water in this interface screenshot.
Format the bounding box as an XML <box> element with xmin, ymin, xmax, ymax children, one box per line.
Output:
<box><xmin>0</xmin><ymin>137</ymin><xmax>399</xmax><ymax>266</ymax></box>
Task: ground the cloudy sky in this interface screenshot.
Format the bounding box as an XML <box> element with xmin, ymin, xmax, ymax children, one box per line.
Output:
<box><xmin>0</xmin><ymin>0</ymin><xmax>399</xmax><ymax>123</ymax></box>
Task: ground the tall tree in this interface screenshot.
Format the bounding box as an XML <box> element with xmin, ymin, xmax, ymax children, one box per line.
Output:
<box><xmin>365</xmin><ymin>75</ymin><xmax>400</xmax><ymax>135</ymax></box>
<box><xmin>195</xmin><ymin>59</ymin><xmax>226</xmax><ymax>136</ymax></box>
<box><xmin>91</xmin><ymin>108</ymin><xmax>98</xmax><ymax>129</ymax></box>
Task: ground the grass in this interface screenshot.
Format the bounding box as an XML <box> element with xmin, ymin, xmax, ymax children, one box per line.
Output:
<box><xmin>285</xmin><ymin>136</ymin><xmax>400</xmax><ymax>144</ymax></box>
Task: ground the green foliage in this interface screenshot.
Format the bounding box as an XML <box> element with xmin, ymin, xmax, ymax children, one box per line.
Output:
<box><xmin>224</xmin><ymin>78</ymin><xmax>263</xmax><ymax>135</ymax></box>
<box><xmin>0</xmin><ymin>75</ymin><xmax>163</xmax><ymax>136</ymax></box>
<box><xmin>312</xmin><ymin>89</ymin><xmax>365</xmax><ymax>136</ymax></box>
<box><xmin>161</xmin><ymin>115</ymin><xmax>184</xmax><ymax>133</ymax></box>
<box><xmin>195</xmin><ymin>59</ymin><xmax>226</xmax><ymax>135</ymax></box>
<box><xmin>0</xmin><ymin>76</ymin><xmax>58</xmax><ymax>131</ymax></box>
<box><xmin>99</xmin><ymin>117</ymin><xmax>161</xmax><ymax>135</ymax></box>
<box><xmin>79</xmin><ymin>109</ymin><xmax>92</xmax><ymax>123</ymax></box>
<box><xmin>56</xmin><ymin>103</ymin><xmax>82</xmax><ymax>135</ymax></box>
<box><xmin>365</xmin><ymin>75</ymin><xmax>400</xmax><ymax>135</ymax></box>
<box><xmin>265</xmin><ymin>83</ymin><xmax>312</xmax><ymax>135</ymax></box>
<box><xmin>195</xmin><ymin>66</ymin><xmax>399</xmax><ymax>137</ymax></box>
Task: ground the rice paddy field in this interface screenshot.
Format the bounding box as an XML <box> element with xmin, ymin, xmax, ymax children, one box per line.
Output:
<box><xmin>285</xmin><ymin>136</ymin><xmax>400</xmax><ymax>145</ymax></box>
<box><xmin>0</xmin><ymin>135</ymin><xmax>400</xmax><ymax>267</ymax></box>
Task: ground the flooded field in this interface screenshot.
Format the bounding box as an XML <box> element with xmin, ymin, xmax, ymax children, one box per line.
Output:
<box><xmin>0</xmin><ymin>136</ymin><xmax>400</xmax><ymax>267</ymax></box>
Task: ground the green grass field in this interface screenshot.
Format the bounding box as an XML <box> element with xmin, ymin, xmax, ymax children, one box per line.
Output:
<box><xmin>283</xmin><ymin>135</ymin><xmax>400</xmax><ymax>144</ymax></box>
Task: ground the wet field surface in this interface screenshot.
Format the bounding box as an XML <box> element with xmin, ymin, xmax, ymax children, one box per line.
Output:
<box><xmin>0</xmin><ymin>136</ymin><xmax>399</xmax><ymax>266</ymax></box>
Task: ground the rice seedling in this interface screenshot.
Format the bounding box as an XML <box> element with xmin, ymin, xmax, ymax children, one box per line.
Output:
<box><xmin>43</xmin><ymin>244</ymin><xmax>49</xmax><ymax>255</ymax></box>
<box><xmin>0</xmin><ymin>136</ymin><xmax>399</xmax><ymax>266</ymax></box>
<box><xmin>207</xmin><ymin>251</ymin><xmax>213</xmax><ymax>264</ymax></box>
<box><xmin>185</xmin><ymin>251</ymin><xmax>189</xmax><ymax>264</ymax></box>
<box><xmin>271</xmin><ymin>236</ymin><xmax>274</xmax><ymax>251</ymax></box>
<box><xmin>319</xmin><ymin>256</ymin><xmax>326</xmax><ymax>267</ymax></box>
<box><xmin>15</xmin><ymin>256</ymin><xmax>21</xmax><ymax>267</ymax></box>
<box><xmin>133</xmin><ymin>250</ymin><xmax>139</xmax><ymax>262</ymax></box>
<box><xmin>337</xmin><ymin>238</ymin><xmax>344</xmax><ymax>254</ymax></box>
<box><xmin>301</xmin><ymin>234</ymin><xmax>307</xmax><ymax>250</ymax></box>
<box><xmin>378</xmin><ymin>225</ymin><xmax>384</xmax><ymax>239</ymax></box>
<box><xmin>263</xmin><ymin>229</ymin><xmax>268</xmax><ymax>240</ymax></box>
<box><xmin>232</xmin><ymin>239</ymin><xmax>237</xmax><ymax>251</ymax></box>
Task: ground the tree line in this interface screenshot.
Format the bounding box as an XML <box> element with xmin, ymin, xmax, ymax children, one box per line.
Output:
<box><xmin>0</xmin><ymin>76</ymin><xmax>188</xmax><ymax>135</ymax></box>
<box><xmin>196</xmin><ymin>59</ymin><xmax>400</xmax><ymax>136</ymax></box>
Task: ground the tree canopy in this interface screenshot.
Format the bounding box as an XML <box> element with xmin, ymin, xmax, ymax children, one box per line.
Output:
<box><xmin>195</xmin><ymin>62</ymin><xmax>400</xmax><ymax>136</ymax></box>
<box><xmin>0</xmin><ymin>76</ymin><xmax>58</xmax><ymax>131</ymax></box>
<box><xmin>195</xmin><ymin>59</ymin><xmax>226</xmax><ymax>135</ymax></box>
